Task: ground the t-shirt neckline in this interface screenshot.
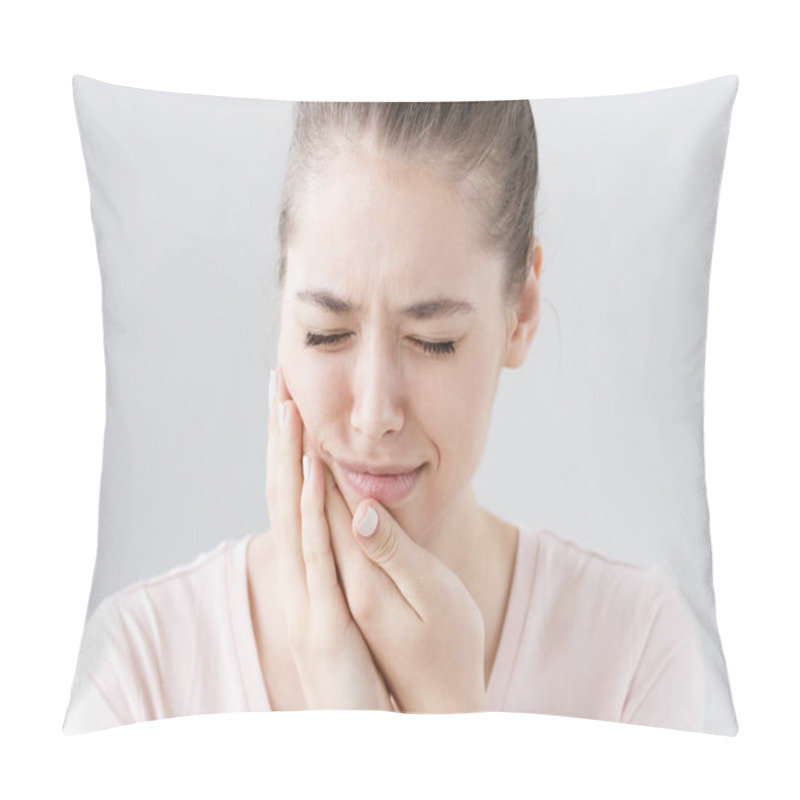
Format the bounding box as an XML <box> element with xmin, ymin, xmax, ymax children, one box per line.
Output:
<box><xmin>232</xmin><ymin>523</ymin><xmax>536</xmax><ymax>713</ymax></box>
<box><xmin>485</xmin><ymin>522</ymin><xmax>536</xmax><ymax>710</ymax></box>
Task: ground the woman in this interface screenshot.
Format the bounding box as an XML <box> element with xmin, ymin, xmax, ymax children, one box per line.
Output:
<box><xmin>63</xmin><ymin>101</ymin><xmax>703</xmax><ymax>733</ymax></box>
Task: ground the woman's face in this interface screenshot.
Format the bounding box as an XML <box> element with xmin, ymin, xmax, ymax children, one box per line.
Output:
<box><xmin>278</xmin><ymin>141</ymin><xmax>515</xmax><ymax>539</ymax></box>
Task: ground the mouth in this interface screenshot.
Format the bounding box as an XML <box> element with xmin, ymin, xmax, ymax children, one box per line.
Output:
<box><xmin>336</xmin><ymin>461</ymin><xmax>425</xmax><ymax>505</ymax></box>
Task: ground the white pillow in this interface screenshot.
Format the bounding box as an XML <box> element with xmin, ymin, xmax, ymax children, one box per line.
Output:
<box><xmin>66</xmin><ymin>75</ymin><xmax>738</xmax><ymax>735</ymax></box>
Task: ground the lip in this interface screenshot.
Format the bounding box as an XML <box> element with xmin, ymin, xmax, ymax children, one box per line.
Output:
<box><xmin>336</xmin><ymin>458</ymin><xmax>423</xmax><ymax>476</ymax></box>
<box><xmin>336</xmin><ymin>460</ymin><xmax>425</xmax><ymax>505</ymax></box>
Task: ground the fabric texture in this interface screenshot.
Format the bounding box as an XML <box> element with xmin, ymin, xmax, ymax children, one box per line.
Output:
<box><xmin>66</xmin><ymin>75</ymin><xmax>739</xmax><ymax>735</ymax></box>
<box><xmin>63</xmin><ymin>525</ymin><xmax>703</xmax><ymax>734</ymax></box>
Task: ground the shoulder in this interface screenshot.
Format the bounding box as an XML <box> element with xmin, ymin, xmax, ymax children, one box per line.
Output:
<box><xmin>522</xmin><ymin>528</ymin><xmax>703</xmax><ymax>730</ymax></box>
<box><xmin>532</xmin><ymin>527</ymin><xmax>677</xmax><ymax>600</ymax></box>
<box><xmin>527</xmin><ymin>527</ymin><xmax>696</xmax><ymax>649</ymax></box>
<box><xmin>114</xmin><ymin>537</ymin><xmax>243</xmax><ymax>612</ymax></box>
<box><xmin>139</xmin><ymin>536</ymin><xmax>244</xmax><ymax>588</ymax></box>
<box><xmin>64</xmin><ymin>535</ymin><xmax>257</xmax><ymax>732</ymax></box>
<box><xmin>82</xmin><ymin>535</ymin><xmax>253</xmax><ymax>668</ymax></box>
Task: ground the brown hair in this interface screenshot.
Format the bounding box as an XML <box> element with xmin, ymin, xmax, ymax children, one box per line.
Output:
<box><xmin>277</xmin><ymin>101</ymin><xmax>538</xmax><ymax>305</ymax></box>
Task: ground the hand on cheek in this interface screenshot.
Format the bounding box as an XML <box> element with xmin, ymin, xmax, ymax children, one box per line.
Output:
<box><xmin>322</xmin><ymin>471</ymin><xmax>487</xmax><ymax>713</ymax></box>
<box><xmin>264</xmin><ymin>366</ymin><xmax>395</xmax><ymax>711</ymax></box>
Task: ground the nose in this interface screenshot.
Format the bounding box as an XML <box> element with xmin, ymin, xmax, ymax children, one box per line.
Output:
<box><xmin>349</xmin><ymin>333</ymin><xmax>405</xmax><ymax>441</ymax></box>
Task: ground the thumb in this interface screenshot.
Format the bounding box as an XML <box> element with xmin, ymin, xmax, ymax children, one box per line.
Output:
<box><xmin>352</xmin><ymin>501</ymin><xmax>428</xmax><ymax>605</ymax></box>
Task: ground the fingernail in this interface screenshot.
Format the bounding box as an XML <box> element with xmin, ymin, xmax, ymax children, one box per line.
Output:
<box><xmin>280</xmin><ymin>401</ymin><xmax>289</xmax><ymax>429</ymax></box>
<box><xmin>302</xmin><ymin>455</ymin><xmax>309</xmax><ymax>480</ymax></box>
<box><xmin>356</xmin><ymin>506</ymin><xmax>378</xmax><ymax>537</ymax></box>
<box><xmin>269</xmin><ymin>369</ymin><xmax>276</xmax><ymax>405</ymax></box>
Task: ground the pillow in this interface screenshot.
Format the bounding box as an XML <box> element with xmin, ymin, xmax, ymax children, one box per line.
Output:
<box><xmin>63</xmin><ymin>74</ymin><xmax>739</xmax><ymax>735</ymax></box>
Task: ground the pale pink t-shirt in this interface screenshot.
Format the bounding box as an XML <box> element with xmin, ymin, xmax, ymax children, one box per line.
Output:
<box><xmin>63</xmin><ymin>526</ymin><xmax>704</xmax><ymax>734</ymax></box>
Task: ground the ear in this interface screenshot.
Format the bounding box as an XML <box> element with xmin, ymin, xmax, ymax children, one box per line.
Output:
<box><xmin>503</xmin><ymin>235</ymin><xmax>543</xmax><ymax>369</ymax></box>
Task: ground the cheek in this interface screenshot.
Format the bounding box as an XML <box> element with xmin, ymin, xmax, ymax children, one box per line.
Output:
<box><xmin>424</xmin><ymin>372</ymin><xmax>493</xmax><ymax>465</ymax></box>
<box><xmin>278</xmin><ymin>346</ymin><xmax>347</xmax><ymax>448</ymax></box>
<box><xmin>438</xmin><ymin>354</ymin><xmax>498</xmax><ymax>473</ymax></box>
<box><xmin>445</xmin><ymin>392</ymin><xmax>489</xmax><ymax>464</ymax></box>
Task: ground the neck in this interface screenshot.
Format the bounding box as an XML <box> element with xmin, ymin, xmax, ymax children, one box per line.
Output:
<box><xmin>420</xmin><ymin>482</ymin><xmax>492</xmax><ymax>579</ymax></box>
<box><xmin>418</xmin><ymin>483</ymin><xmax>520</xmax><ymax>685</ymax></box>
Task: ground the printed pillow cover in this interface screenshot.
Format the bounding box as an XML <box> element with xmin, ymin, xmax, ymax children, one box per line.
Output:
<box><xmin>63</xmin><ymin>75</ymin><xmax>739</xmax><ymax>735</ymax></box>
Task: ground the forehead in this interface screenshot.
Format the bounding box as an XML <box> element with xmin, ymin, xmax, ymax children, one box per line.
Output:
<box><xmin>286</xmin><ymin>145</ymin><xmax>500</xmax><ymax>304</ymax></box>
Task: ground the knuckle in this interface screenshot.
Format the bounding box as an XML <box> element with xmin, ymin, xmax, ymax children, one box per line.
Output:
<box><xmin>369</xmin><ymin>532</ymin><xmax>399</xmax><ymax>567</ymax></box>
<box><xmin>281</xmin><ymin>510</ymin><xmax>301</xmax><ymax>541</ymax></box>
<box><xmin>302</xmin><ymin>538</ymin><xmax>329</xmax><ymax>571</ymax></box>
<box><xmin>348</xmin><ymin>587</ymin><xmax>377</xmax><ymax>626</ymax></box>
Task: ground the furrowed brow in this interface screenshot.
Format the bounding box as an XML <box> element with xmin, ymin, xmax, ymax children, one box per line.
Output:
<box><xmin>401</xmin><ymin>298</ymin><xmax>477</xmax><ymax>319</ymax></box>
<box><xmin>295</xmin><ymin>289</ymin><xmax>476</xmax><ymax>319</ymax></box>
<box><xmin>295</xmin><ymin>290</ymin><xmax>358</xmax><ymax>314</ymax></box>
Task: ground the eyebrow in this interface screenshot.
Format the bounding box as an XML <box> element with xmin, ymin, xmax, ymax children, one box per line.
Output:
<box><xmin>295</xmin><ymin>289</ymin><xmax>477</xmax><ymax>319</ymax></box>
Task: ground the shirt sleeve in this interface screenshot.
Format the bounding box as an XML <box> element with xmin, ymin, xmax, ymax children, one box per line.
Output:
<box><xmin>62</xmin><ymin>594</ymin><xmax>154</xmax><ymax>735</ymax></box>
<box><xmin>620</xmin><ymin>568</ymin><xmax>705</xmax><ymax>732</ymax></box>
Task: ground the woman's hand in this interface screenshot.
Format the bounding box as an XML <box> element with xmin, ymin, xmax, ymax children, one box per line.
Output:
<box><xmin>265</xmin><ymin>366</ymin><xmax>395</xmax><ymax>711</ymax></box>
<box><xmin>325</xmin><ymin>495</ymin><xmax>488</xmax><ymax>714</ymax></box>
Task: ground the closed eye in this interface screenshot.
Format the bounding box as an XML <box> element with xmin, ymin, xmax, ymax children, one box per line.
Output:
<box><xmin>304</xmin><ymin>331</ymin><xmax>457</xmax><ymax>357</ymax></box>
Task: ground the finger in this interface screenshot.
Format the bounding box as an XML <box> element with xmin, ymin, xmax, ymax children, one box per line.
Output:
<box><xmin>266</xmin><ymin>365</ymin><xmax>295</xmax><ymax>515</ymax></box>
<box><xmin>300</xmin><ymin>455</ymin><xmax>344</xmax><ymax>611</ymax></box>
<box><xmin>273</xmin><ymin>368</ymin><xmax>308</xmax><ymax>613</ymax></box>
<box><xmin>322</xmin><ymin>464</ymin><xmax>369</xmax><ymax>576</ymax></box>
<box><xmin>267</xmin><ymin>368</ymin><xmax>306</xmax><ymax>635</ymax></box>
<box><xmin>352</xmin><ymin>501</ymin><xmax>431</xmax><ymax>615</ymax></box>
<box><xmin>266</xmin><ymin>368</ymin><xmax>279</xmax><ymax>516</ymax></box>
<box><xmin>321</xmin><ymin>463</ymin><xmax>399</xmax><ymax>609</ymax></box>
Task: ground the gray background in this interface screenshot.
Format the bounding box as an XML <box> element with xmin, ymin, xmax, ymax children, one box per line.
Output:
<box><xmin>72</xmin><ymin>74</ymin><xmax>738</xmax><ymax>733</ymax></box>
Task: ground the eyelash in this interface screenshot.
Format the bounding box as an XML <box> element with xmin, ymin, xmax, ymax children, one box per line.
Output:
<box><xmin>304</xmin><ymin>331</ymin><xmax>457</xmax><ymax>357</ymax></box>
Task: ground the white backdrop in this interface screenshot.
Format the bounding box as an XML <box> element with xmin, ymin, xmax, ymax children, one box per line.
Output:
<box><xmin>1</xmin><ymin>1</ymin><xmax>797</xmax><ymax>797</ymax></box>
